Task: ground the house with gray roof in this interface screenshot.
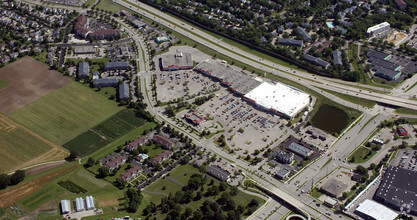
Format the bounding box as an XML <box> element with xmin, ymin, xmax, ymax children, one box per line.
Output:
<box><xmin>93</xmin><ymin>78</ymin><xmax>119</xmax><ymax>87</ymax></box>
<box><xmin>333</xmin><ymin>50</ymin><xmax>343</xmax><ymax>66</ymax></box>
<box><xmin>296</xmin><ymin>27</ymin><xmax>312</xmax><ymax>42</ymax></box>
<box><xmin>277</xmin><ymin>38</ymin><xmax>303</xmax><ymax>47</ymax></box>
<box><xmin>105</xmin><ymin>61</ymin><xmax>130</xmax><ymax>70</ymax></box>
<box><xmin>77</xmin><ymin>62</ymin><xmax>89</xmax><ymax>78</ymax></box>
<box><xmin>119</xmin><ymin>83</ymin><xmax>130</xmax><ymax>100</ymax></box>
<box><xmin>304</xmin><ymin>54</ymin><xmax>330</xmax><ymax>69</ymax></box>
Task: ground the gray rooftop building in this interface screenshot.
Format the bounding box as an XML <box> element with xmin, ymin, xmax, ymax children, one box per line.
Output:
<box><xmin>93</xmin><ymin>78</ymin><xmax>119</xmax><ymax>87</ymax></box>
<box><xmin>304</xmin><ymin>54</ymin><xmax>330</xmax><ymax>69</ymax></box>
<box><xmin>161</xmin><ymin>53</ymin><xmax>193</xmax><ymax>71</ymax></box>
<box><xmin>275</xmin><ymin>168</ymin><xmax>290</xmax><ymax>179</ymax></box>
<box><xmin>207</xmin><ymin>165</ymin><xmax>230</xmax><ymax>182</ymax></box>
<box><xmin>367</xmin><ymin>50</ymin><xmax>391</xmax><ymax>60</ymax></box>
<box><xmin>333</xmin><ymin>50</ymin><xmax>343</xmax><ymax>66</ymax></box>
<box><xmin>105</xmin><ymin>61</ymin><xmax>130</xmax><ymax>70</ymax></box>
<box><xmin>77</xmin><ymin>62</ymin><xmax>89</xmax><ymax>78</ymax></box>
<box><xmin>287</xmin><ymin>142</ymin><xmax>313</xmax><ymax>158</ymax></box>
<box><xmin>275</xmin><ymin>150</ymin><xmax>294</xmax><ymax>164</ymax></box>
<box><xmin>374</xmin><ymin>166</ymin><xmax>417</xmax><ymax>215</ymax></box>
<box><xmin>321</xmin><ymin>178</ymin><xmax>348</xmax><ymax>198</ymax></box>
<box><xmin>296</xmin><ymin>27</ymin><xmax>312</xmax><ymax>42</ymax></box>
<box><xmin>277</xmin><ymin>38</ymin><xmax>303</xmax><ymax>47</ymax></box>
<box><xmin>119</xmin><ymin>83</ymin><xmax>130</xmax><ymax>100</ymax></box>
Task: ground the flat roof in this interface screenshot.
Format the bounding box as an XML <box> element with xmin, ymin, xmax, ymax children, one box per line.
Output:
<box><xmin>375</xmin><ymin>166</ymin><xmax>417</xmax><ymax>212</ymax></box>
<box><xmin>356</xmin><ymin>199</ymin><xmax>398</xmax><ymax>220</ymax></box>
<box><xmin>367</xmin><ymin>22</ymin><xmax>390</xmax><ymax>34</ymax></box>
<box><xmin>244</xmin><ymin>82</ymin><xmax>310</xmax><ymax>118</ymax></box>
<box><xmin>321</xmin><ymin>178</ymin><xmax>348</xmax><ymax>197</ymax></box>
<box><xmin>161</xmin><ymin>53</ymin><xmax>193</xmax><ymax>69</ymax></box>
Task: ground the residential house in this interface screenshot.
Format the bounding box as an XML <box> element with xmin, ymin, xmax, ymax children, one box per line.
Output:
<box><xmin>104</xmin><ymin>156</ymin><xmax>126</xmax><ymax>171</ymax></box>
<box><xmin>150</xmin><ymin>151</ymin><xmax>173</xmax><ymax>166</ymax></box>
<box><xmin>120</xmin><ymin>166</ymin><xmax>142</xmax><ymax>182</ymax></box>
<box><xmin>152</xmin><ymin>134</ymin><xmax>174</xmax><ymax>150</ymax></box>
<box><xmin>125</xmin><ymin>136</ymin><xmax>147</xmax><ymax>152</ymax></box>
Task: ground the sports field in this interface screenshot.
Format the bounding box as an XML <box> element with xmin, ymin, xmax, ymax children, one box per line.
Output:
<box><xmin>0</xmin><ymin>113</ymin><xmax>67</xmax><ymax>173</ymax></box>
<box><xmin>63</xmin><ymin>109</ymin><xmax>145</xmax><ymax>156</ymax></box>
<box><xmin>0</xmin><ymin>57</ymin><xmax>71</xmax><ymax>114</ymax></box>
<box><xmin>8</xmin><ymin>82</ymin><xmax>122</xmax><ymax>145</ymax></box>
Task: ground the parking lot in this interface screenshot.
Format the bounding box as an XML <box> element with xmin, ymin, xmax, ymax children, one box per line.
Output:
<box><xmin>392</xmin><ymin>149</ymin><xmax>417</xmax><ymax>171</ymax></box>
<box><xmin>154</xmin><ymin>46</ymin><xmax>214</xmax><ymax>102</ymax></box>
<box><xmin>184</xmin><ymin>89</ymin><xmax>289</xmax><ymax>157</ymax></box>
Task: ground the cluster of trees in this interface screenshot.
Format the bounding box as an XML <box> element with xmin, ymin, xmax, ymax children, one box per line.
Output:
<box><xmin>126</xmin><ymin>188</ymin><xmax>143</xmax><ymax>212</ymax></box>
<box><xmin>142</xmin><ymin>172</ymin><xmax>258</xmax><ymax>219</ymax></box>
<box><xmin>0</xmin><ymin>170</ymin><xmax>25</xmax><ymax>190</ymax></box>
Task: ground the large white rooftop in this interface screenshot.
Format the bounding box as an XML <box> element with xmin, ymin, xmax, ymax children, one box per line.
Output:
<box><xmin>367</xmin><ymin>22</ymin><xmax>390</xmax><ymax>34</ymax></box>
<box><xmin>244</xmin><ymin>82</ymin><xmax>310</xmax><ymax>118</ymax></box>
<box><xmin>356</xmin><ymin>199</ymin><xmax>398</xmax><ymax>220</ymax></box>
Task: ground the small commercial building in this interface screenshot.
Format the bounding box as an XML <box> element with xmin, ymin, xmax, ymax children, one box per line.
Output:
<box><xmin>355</xmin><ymin>199</ymin><xmax>398</xmax><ymax>220</ymax></box>
<box><xmin>275</xmin><ymin>168</ymin><xmax>290</xmax><ymax>179</ymax></box>
<box><xmin>119</xmin><ymin>83</ymin><xmax>130</xmax><ymax>100</ymax></box>
<box><xmin>184</xmin><ymin>110</ymin><xmax>207</xmax><ymax>126</ymax></box>
<box><xmin>287</xmin><ymin>142</ymin><xmax>313</xmax><ymax>158</ymax></box>
<box><xmin>74</xmin><ymin>197</ymin><xmax>85</xmax><ymax>212</ymax></box>
<box><xmin>320</xmin><ymin>178</ymin><xmax>348</xmax><ymax>198</ymax></box>
<box><xmin>323</xmin><ymin>197</ymin><xmax>338</xmax><ymax>208</ymax></box>
<box><xmin>85</xmin><ymin>196</ymin><xmax>95</xmax><ymax>210</ymax></box>
<box><xmin>77</xmin><ymin>62</ymin><xmax>89</xmax><ymax>79</ymax></box>
<box><xmin>61</xmin><ymin>200</ymin><xmax>71</xmax><ymax>214</ymax></box>
<box><xmin>156</xmin><ymin>36</ymin><xmax>170</xmax><ymax>43</ymax></box>
<box><xmin>207</xmin><ymin>165</ymin><xmax>231</xmax><ymax>182</ymax></box>
<box><xmin>275</xmin><ymin>151</ymin><xmax>294</xmax><ymax>164</ymax></box>
<box><xmin>397</xmin><ymin>127</ymin><xmax>408</xmax><ymax>136</ymax></box>
<box><xmin>161</xmin><ymin>52</ymin><xmax>193</xmax><ymax>71</ymax></box>
<box><xmin>367</xmin><ymin>22</ymin><xmax>390</xmax><ymax>37</ymax></box>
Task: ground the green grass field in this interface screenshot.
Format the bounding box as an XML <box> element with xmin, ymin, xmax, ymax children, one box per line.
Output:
<box><xmin>395</xmin><ymin>107</ymin><xmax>417</xmax><ymax>115</ymax></box>
<box><xmin>17</xmin><ymin>166</ymin><xmax>124</xmax><ymax>217</ymax></box>
<box><xmin>320</xmin><ymin>88</ymin><xmax>376</xmax><ymax>108</ymax></box>
<box><xmin>348</xmin><ymin>146</ymin><xmax>376</xmax><ymax>163</ymax></box>
<box><xmin>8</xmin><ymin>82</ymin><xmax>122</xmax><ymax>145</ymax></box>
<box><xmin>63</xmin><ymin>109</ymin><xmax>145</xmax><ymax>156</ymax></box>
<box><xmin>0</xmin><ymin>78</ymin><xmax>8</xmax><ymax>90</ymax></box>
<box><xmin>0</xmin><ymin>127</ymin><xmax>52</xmax><ymax>173</ymax></box>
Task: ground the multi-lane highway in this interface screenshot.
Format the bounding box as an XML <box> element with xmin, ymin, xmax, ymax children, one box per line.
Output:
<box><xmin>115</xmin><ymin>0</ymin><xmax>417</xmax><ymax>111</ymax></box>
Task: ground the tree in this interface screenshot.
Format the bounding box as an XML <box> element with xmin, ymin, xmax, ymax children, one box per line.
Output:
<box><xmin>219</xmin><ymin>181</ymin><xmax>228</xmax><ymax>191</ymax></box>
<box><xmin>86</xmin><ymin>157</ymin><xmax>95</xmax><ymax>167</ymax></box>
<box><xmin>114</xmin><ymin>177</ymin><xmax>125</xmax><ymax>189</ymax></box>
<box><xmin>117</xmin><ymin>145</ymin><xmax>124</xmax><ymax>152</ymax></box>
<box><xmin>68</xmin><ymin>150</ymin><xmax>78</xmax><ymax>161</ymax></box>
<box><xmin>248</xmin><ymin>199</ymin><xmax>259</xmax><ymax>207</ymax></box>
<box><xmin>10</xmin><ymin>170</ymin><xmax>25</xmax><ymax>185</ymax></box>
<box><xmin>230</xmin><ymin>186</ymin><xmax>239</xmax><ymax>196</ymax></box>
<box><xmin>98</xmin><ymin>166</ymin><xmax>110</xmax><ymax>178</ymax></box>
<box><xmin>356</xmin><ymin>165</ymin><xmax>367</xmax><ymax>175</ymax></box>
<box><xmin>0</xmin><ymin>174</ymin><xmax>10</xmax><ymax>190</ymax></box>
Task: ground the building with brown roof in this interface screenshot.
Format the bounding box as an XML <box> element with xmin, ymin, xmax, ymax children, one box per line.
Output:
<box><xmin>152</xmin><ymin>134</ymin><xmax>174</xmax><ymax>150</ymax></box>
<box><xmin>125</xmin><ymin>136</ymin><xmax>147</xmax><ymax>152</ymax></box>
<box><xmin>104</xmin><ymin>156</ymin><xmax>126</xmax><ymax>171</ymax></box>
<box><xmin>120</xmin><ymin>166</ymin><xmax>142</xmax><ymax>182</ymax></box>
<box><xmin>149</xmin><ymin>151</ymin><xmax>173</xmax><ymax>166</ymax></box>
<box><xmin>74</xmin><ymin>15</ymin><xmax>120</xmax><ymax>40</ymax></box>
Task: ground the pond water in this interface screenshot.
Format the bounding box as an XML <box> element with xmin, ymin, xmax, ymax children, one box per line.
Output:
<box><xmin>311</xmin><ymin>104</ymin><xmax>348</xmax><ymax>135</ymax></box>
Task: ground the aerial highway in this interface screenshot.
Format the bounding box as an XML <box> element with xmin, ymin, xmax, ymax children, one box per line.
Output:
<box><xmin>115</xmin><ymin>0</ymin><xmax>417</xmax><ymax>111</ymax></box>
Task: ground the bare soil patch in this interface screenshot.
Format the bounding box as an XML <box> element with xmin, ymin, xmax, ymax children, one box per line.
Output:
<box><xmin>24</xmin><ymin>161</ymin><xmax>66</xmax><ymax>175</ymax></box>
<box><xmin>0</xmin><ymin>165</ymin><xmax>77</xmax><ymax>208</ymax></box>
<box><xmin>0</xmin><ymin>57</ymin><xmax>71</xmax><ymax>114</ymax></box>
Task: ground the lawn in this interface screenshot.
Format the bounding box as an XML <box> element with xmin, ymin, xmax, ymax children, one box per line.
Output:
<box><xmin>320</xmin><ymin>88</ymin><xmax>376</xmax><ymax>108</ymax></box>
<box><xmin>17</xmin><ymin>166</ymin><xmax>124</xmax><ymax>216</ymax></box>
<box><xmin>395</xmin><ymin>107</ymin><xmax>417</xmax><ymax>115</ymax></box>
<box><xmin>8</xmin><ymin>82</ymin><xmax>122</xmax><ymax>145</ymax></box>
<box><xmin>310</xmin><ymin>187</ymin><xmax>322</xmax><ymax>199</ymax></box>
<box><xmin>140</xmin><ymin>164</ymin><xmax>265</xmax><ymax>217</ymax></box>
<box><xmin>0</xmin><ymin>78</ymin><xmax>7</xmax><ymax>90</ymax></box>
<box><xmin>63</xmin><ymin>109</ymin><xmax>145</xmax><ymax>156</ymax></box>
<box><xmin>348</xmin><ymin>146</ymin><xmax>376</xmax><ymax>163</ymax></box>
<box><xmin>95</xmin><ymin>0</ymin><xmax>127</xmax><ymax>12</ymax></box>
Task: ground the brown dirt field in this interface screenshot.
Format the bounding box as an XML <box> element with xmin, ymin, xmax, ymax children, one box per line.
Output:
<box><xmin>387</xmin><ymin>31</ymin><xmax>408</xmax><ymax>45</ymax></box>
<box><xmin>98</xmin><ymin>198</ymin><xmax>119</xmax><ymax>207</ymax></box>
<box><xmin>0</xmin><ymin>165</ymin><xmax>78</xmax><ymax>208</ymax></box>
<box><xmin>24</xmin><ymin>161</ymin><xmax>66</xmax><ymax>175</ymax></box>
<box><xmin>0</xmin><ymin>57</ymin><xmax>72</xmax><ymax>114</ymax></box>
